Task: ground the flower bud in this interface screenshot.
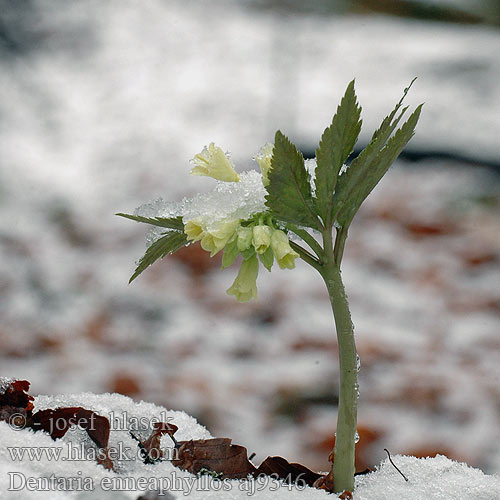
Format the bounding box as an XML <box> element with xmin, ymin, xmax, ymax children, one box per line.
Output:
<box><xmin>252</xmin><ymin>225</ymin><xmax>272</xmax><ymax>254</ymax></box>
<box><xmin>226</xmin><ymin>255</ymin><xmax>259</xmax><ymax>302</ymax></box>
<box><xmin>236</xmin><ymin>226</ymin><xmax>253</xmax><ymax>251</ymax></box>
<box><xmin>200</xmin><ymin>219</ymin><xmax>239</xmax><ymax>257</ymax></box>
<box><xmin>255</xmin><ymin>143</ymin><xmax>274</xmax><ymax>186</ymax></box>
<box><xmin>190</xmin><ymin>143</ymin><xmax>239</xmax><ymax>182</ymax></box>
<box><xmin>271</xmin><ymin>230</ymin><xmax>299</xmax><ymax>269</ymax></box>
<box><xmin>184</xmin><ymin>219</ymin><xmax>205</xmax><ymax>242</ymax></box>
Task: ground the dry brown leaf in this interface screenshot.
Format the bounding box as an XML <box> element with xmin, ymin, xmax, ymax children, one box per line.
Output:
<box><xmin>31</xmin><ymin>407</ymin><xmax>114</xmax><ymax>471</ymax></box>
<box><xmin>1</xmin><ymin>380</ymin><xmax>115</xmax><ymax>470</ymax></box>
<box><xmin>31</xmin><ymin>407</ymin><xmax>110</xmax><ymax>448</ymax></box>
<box><xmin>0</xmin><ymin>379</ymin><xmax>34</xmax><ymax>412</ymax></box>
<box><xmin>172</xmin><ymin>438</ymin><xmax>258</xmax><ymax>479</ymax></box>
<box><xmin>133</xmin><ymin>422</ymin><xmax>179</xmax><ymax>464</ymax></box>
<box><xmin>256</xmin><ymin>456</ymin><xmax>322</xmax><ymax>486</ymax></box>
<box><xmin>339</xmin><ymin>490</ymin><xmax>353</xmax><ymax>499</ymax></box>
<box><xmin>0</xmin><ymin>379</ymin><xmax>35</xmax><ymax>431</ymax></box>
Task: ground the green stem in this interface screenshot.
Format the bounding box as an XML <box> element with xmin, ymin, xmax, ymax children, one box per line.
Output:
<box><xmin>333</xmin><ymin>226</ymin><xmax>348</xmax><ymax>267</ymax></box>
<box><xmin>289</xmin><ymin>241</ymin><xmax>321</xmax><ymax>272</ymax></box>
<box><xmin>287</xmin><ymin>224</ymin><xmax>324</xmax><ymax>261</ymax></box>
<box><xmin>320</xmin><ymin>229</ymin><xmax>358</xmax><ymax>494</ymax></box>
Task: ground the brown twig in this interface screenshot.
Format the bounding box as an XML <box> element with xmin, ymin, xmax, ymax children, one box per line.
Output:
<box><xmin>384</xmin><ymin>448</ymin><xmax>409</xmax><ymax>482</ymax></box>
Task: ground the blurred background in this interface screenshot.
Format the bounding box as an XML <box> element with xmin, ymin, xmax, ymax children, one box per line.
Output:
<box><xmin>1</xmin><ymin>0</ymin><xmax>499</xmax><ymax>475</ymax></box>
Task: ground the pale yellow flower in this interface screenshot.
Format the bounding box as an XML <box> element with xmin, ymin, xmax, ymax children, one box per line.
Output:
<box><xmin>255</xmin><ymin>143</ymin><xmax>274</xmax><ymax>186</ymax></box>
<box><xmin>226</xmin><ymin>255</ymin><xmax>259</xmax><ymax>302</ymax></box>
<box><xmin>271</xmin><ymin>229</ymin><xmax>299</xmax><ymax>269</ymax></box>
<box><xmin>252</xmin><ymin>225</ymin><xmax>272</xmax><ymax>254</ymax></box>
<box><xmin>190</xmin><ymin>143</ymin><xmax>240</xmax><ymax>182</ymax></box>
<box><xmin>236</xmin><ymin>226</ymin><xmax>253</xmax><ymax>252</ymax></box>
<box><xmin>184</xmin><ymin>219</ymin><xmax>205</xmax><ymax>242</ymax></box>
<box><xmin>200</xmin><ymin>219</ymin><xmax>240</xmax><ymax>257</ymax></box>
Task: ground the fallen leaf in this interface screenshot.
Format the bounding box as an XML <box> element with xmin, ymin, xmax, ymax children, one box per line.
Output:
<box><xmin>172</xmin><ymin>438</ymin><xmax>257</xmax><ymax>479</ymax></box>
<box><xmin>132</xmin><ymin>422</ymin><xmax>179</xmax><ymax>464</ymax></box>
<box><xmin>339</xmin><ymin>490</ymin><xmax>353</xmax><ymax>499</ymax></box>
<box><xmin>0</xmin><ymin>379</ymin><xmax>35</xmax><ymax>430</ymax></box>
<box><xmin>171</xmin><ymin>436</ymin><xmax>328</xmax><ymax>488</ymax></box>
<box><xmin>313</xmin><ymin>471</ymin><xmax>334</xmax><ymax>491</ymax></box>
<box><xmin>256</xmin><ymin>456</ymin><xmax>322</xmax><ymax>486</ymax></box>
<box><xmin>31</xmin><ymin>407</ymin><xmax>110</xmax><ymax>448</ymax></box>
<box><xmin>1</xmin><ymin>380</ymin><xmax>115</xmax><ymax>470</ymax></box>
<box><xmin>0</xmin><ymin>379</ymin><xmax>34</xmax><ymax>412</ymax></box>
<box><xmin>31</xmin><ymin>407</ymin><xmax>115</xmax><ymax>471</ymax></box>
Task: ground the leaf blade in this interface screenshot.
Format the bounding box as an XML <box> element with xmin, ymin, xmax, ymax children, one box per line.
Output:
<box><xmin>129</xmin><ymin>231</ymin><xmax>188</xmax><ymax>283</ymax></box>
<box><xmin>331</xmin><ymin>81</ymin><xmax>420</xmax><ymax>228</ymax></box>
<box><xmin>221</xmin><ymin>238</ymin><xmax>240</xmax><ymax>269</ymax></box>
<box><xmin>338</xmin><ymin>104</ymin><xmax>423</xmax><ymax>229</ymax></box>
<box><xmin>116</xmin><ymin>213</ymin><xmax>184</xmax><ymax>231</ymax></box>
<box><xmin>314</xmin><ymin>80</ymin><xmax>362</xmax><ymax>224</ymax></box>
<box><xmin>265</xmin><ymin>131</ymin><xmax>322</xmax><ymax>230</ymax></box>
<box><xmin>258</xmin><ymin>246</ymin><xmax>274</xmax><ymax>271</ymax></box>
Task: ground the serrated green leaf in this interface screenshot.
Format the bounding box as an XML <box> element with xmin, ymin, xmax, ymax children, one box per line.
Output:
<box><xmin>265</xmin><ymin>131</ymin><xmax>322</xmax><ymax>230</ymax></box>
<box><xmin>370</xmin><ymin>77</ymin><xmax>416</xmax><ymax>143</ymax></box>
<box><xmin>129</xmin><ymin>231</ymin><xmax>187</xmax><ymax>283</ymax></box>
<box><xmin>221</xmin><ymin>238</ymin><xmax>240</xmax><ymax>269</ymax></box>
<box><xmin>314</xmin><ymin>80</ymin><xmax>362</xmax><ymax>225</ymax></box>
<box><xmin>117</xmin><ymin>213</ymin><xmax>184</xmax><ymax>231</ymax></box>
<box><xmin>332</xmin><ymin>106</ymin><xmax>408</xmax><ymax>221</ymax></box>
<box><xmin>258</xmin><ymin>246</ymin><xmax>274</xmax><ymax>271</ymax></box>
<box><xmin>337</xmin><ymin>104</ymin><xmax>423</xmax><ymax>229</ymax></box>
<box><xmin>331</xmin><ymin>81</ymin><xmax>419</xmax><ymax>228</ymax></box>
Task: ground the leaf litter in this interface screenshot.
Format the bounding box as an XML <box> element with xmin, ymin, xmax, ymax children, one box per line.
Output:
<box><xmin>2</xmin><ymin>378</ymin><xmax>500</xmax><ymax>499</ymax></box>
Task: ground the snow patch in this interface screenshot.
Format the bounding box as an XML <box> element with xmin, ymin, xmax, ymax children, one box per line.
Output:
<box><xmin>2</xmin><ymin>392</ymin><xmax>500</xmax><ymax>499</ymax></box>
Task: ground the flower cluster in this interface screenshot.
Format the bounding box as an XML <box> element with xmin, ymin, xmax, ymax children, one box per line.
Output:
<box><xmin>184</xmin><ymin>143</ymin><xmax>299</xmax><ymax>302</ymax></box>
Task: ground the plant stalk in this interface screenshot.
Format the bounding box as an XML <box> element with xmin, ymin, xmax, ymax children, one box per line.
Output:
<box><xmin>320</xmin><ymin>229</ymin><xmax>358</xmax><ymax>493</ymax></box>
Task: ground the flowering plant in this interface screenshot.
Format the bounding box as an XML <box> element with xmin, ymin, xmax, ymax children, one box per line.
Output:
<box><xmin>118</xmin><ymin>80</ymin><xmax>421</xmax><ymax>494</ymax></box>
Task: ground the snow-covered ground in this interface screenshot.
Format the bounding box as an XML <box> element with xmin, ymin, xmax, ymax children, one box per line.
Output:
<box><xmin>1</xmin><ymin>387</ymin><xmax>500</xmax><ymax>499</ymax></box>
<box><xmin>1</xmin><ymin>0</ymin><xmax>499</xmax><ymax>494</ymax></box>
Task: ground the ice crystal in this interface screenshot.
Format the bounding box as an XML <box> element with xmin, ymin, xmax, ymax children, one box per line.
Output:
<box><xmin>0</xmin><ymin>377</ymin><xmax>14</xmax><ymax>395</ymax></box>
<box><xmin>135</xmin><ymin>170</ymin><xmax>268</xmax><ymax>246</ymax></box>
<box><xmin>182</xmin><ymin>170</ymin><xmax>267</xmax><ymax>227</ymax></box>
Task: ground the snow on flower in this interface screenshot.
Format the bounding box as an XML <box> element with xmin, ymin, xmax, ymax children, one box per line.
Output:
<box><xmin>190</xmin><ymin>143</ymin><xmax>240</xmax><ymax>182</ymax></box>
<box><xmin>199</xmin><ymin>219</ymin><xmax>240</xmax><ymax>257</ymax></box>
<box><xmin>236</xmin><ymin>226</ymin><xmax>253</xmax><ymax>251</ymax></box>
<box><xmin>254</xmin><ymin>142</ymin><xmax>274</xmax><ymax>186</ymax></box>
<box><xmin>133</xmin><ymin>146</ymin><xmax>302</xmax><ymax>302</ymax></box>
<box><xmin>136</xmin><ymin>170</ymin><xmax>267</xmax><ymax>236</ymax></box>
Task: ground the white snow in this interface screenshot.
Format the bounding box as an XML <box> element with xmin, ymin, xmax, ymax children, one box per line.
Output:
<box><xmin>354</xmin><ymin>454</ymin><xmax>500</xmax><ymax>500</ymax></box>
<box><xmin>0</xmin><ymin>378</ymin><xmax>15</xmax><ymax>394</ymax></box>
<box><xmin>1</xmin><ymin>391</ymin><xmax>500</xmax><ymax>499</ymax></box>
<box><xmin>137</xmin><ymin>170</ymin><xmax>267</xmax><ymax>231</ymax></box>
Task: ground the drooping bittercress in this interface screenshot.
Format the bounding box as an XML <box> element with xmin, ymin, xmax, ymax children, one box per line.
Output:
<box><xmin>118</xmin><ymin>80</ymin><xmax>421</xmax><ymax>494</ymax></box>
